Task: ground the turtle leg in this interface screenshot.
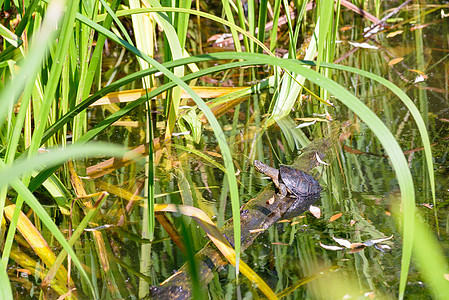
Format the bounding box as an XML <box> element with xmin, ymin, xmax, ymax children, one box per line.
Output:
<box><xmin>272</xmin><ymin>177</ymin><xmax>280</xmax><ymax>189</ymax></box>
<box><xmin>278</xmin><ymin>183</ymin><xmax>287</xmax><ymax>199</ymax></box>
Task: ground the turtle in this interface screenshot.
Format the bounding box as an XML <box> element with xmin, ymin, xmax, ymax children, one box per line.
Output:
<box><xmin>253</xmin><ymin>160</ymin><xmax>321</xmax><ymax>198</ymax></box>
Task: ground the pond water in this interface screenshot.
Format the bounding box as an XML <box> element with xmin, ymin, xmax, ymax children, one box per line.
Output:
<box><xmin>80</xmin><ymin>3</ymin><xmax>449</xmax><ymax>299</ymax></box>
<box><xmin>10</xmin><ymin>2</ymin><xmax>448</xmax><ymax>299</ymax></box>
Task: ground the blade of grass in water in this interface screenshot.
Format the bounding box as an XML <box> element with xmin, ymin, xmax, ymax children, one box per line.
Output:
<box><xmin>146</xmin><ymin>91</ymin><xmax>155</xmax><ymax>240</ymax></box>
<box><xmin>0</xmin><ymin>144</ymin><xmax>126</xmax><ymax>188</ymax></box>
<box><xmin>179</xmin><ymin>216</ymin><xmax>205</xmax><ymax>300</ymax></box>
<box><xmin>3</xmin><ymin>204</ymin><xmax>69</xmax><ymax>283</ymax></box>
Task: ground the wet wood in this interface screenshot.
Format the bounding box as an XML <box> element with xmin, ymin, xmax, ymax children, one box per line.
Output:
<box><xmin>148</xmin><ymin>189</ymin><xmax>319</xmax><ymax>300</ymax></box>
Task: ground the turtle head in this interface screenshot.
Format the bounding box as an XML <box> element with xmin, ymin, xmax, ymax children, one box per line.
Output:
<box><xmin>253</xmin><ymin>160</ymin><xmax>265</xmax><ymax>173</ymax></box>
<box><xmin>253</xmin><ymin>160</ymin><xmax>279</xmax><ymax>179</ymax></box>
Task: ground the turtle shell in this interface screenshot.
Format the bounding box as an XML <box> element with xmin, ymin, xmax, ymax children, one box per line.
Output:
<box><xmin>279</xmin><ymin>165</ymin><xmax>321</xmax><ymax>197</ymax></box>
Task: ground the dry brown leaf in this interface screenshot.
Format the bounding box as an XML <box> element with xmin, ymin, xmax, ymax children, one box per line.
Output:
<box><xmin>112</xmin><ymin>120</ymin><xmax>140</xmax><ymax>127</ymax></box>
<box><xmin>349</xmin><ymin>243</ymin><xmax>366</xmax><ymax>253</ymax></box>
<box><xmin>17</xmin><ymin>268</ymin><xmax>32</xmax><ymax>275</ymax></box>
<box><xmin>388</xmin><ymin>57</ymin><xmax>404</xmax><ymax>66</ymax></box>
<box><xmin>266</xmin><ymin>196</ymin><xmax>275</xmax><ymax>205</ymax></box>
<box><xmin>421</xmin><ymin>203</ymin><xmax>433</xmax><ymax>209</ymax></box>
<box><xmin>90</xmin><ymin>86</ymin><xmax>248</xmax><ymax>106</ymax></box>
<box><xmin>329</xmin><ymin>213</ymin><xmax>343</xmax><ymax>222</ymax></box>
<box><xmin>340</xmin><ymin>25</ymin><xmax>354</xmax><ymax>31</ymax></box>
<box><xmin>411</xmin><ymin>24</ymin><xmax>429</xmax><ymax>31</ymax></box>
<box><xmin>294</xmin><ymin>117</ymin><xmax>329</xmax><ymax>123</ymax></box>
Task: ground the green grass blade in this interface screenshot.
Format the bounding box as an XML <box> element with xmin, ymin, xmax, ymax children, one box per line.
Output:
<box><xmin>179</xmin><ymin>217</ymin><xmax>205</xmax><ymax>300</ymax></box>
<box><xmin>176</xmin><ymin>0</ymin><xmax>192</xmax><ymax>48</ymax></box>
<box><xmin>268</xmin><ymin>0</ymin><xmax>281</xmax><ymax>52</ymax></box>
<box><xmin>0</xmin><ymin>260</ymin><xmax>12</xmax><ymax>298</ymax></box>
<box><xmin>147</xmin><ymin>95</ymin><xmax>155</xmax><ymax>242</ymax></box>
<box><xmin>257</xmin><ymin>0</ymin><xmax>268</xmax><ymax>53</ymax></box>
<box><xmin>411</xmin><ymin>212</ymin><xmax>449</xmax><ymax>297</ymax></box>
<box><xmin>99</xmin><ymin>0</ymin><xmax>133</xmax><ymax>44</ymax></box>
<box><xmin>272</xmin><ymin>22</ymin><xmax>317</xmax><ymax>120</ymax></box>
<box><xmin>316</xmin><ymin>0</ymin><xmax>333</xmax><ymax>70</ymax></box>
<box><xmin>0</xmin><ymin>22</ymin><xmax>21</xmax><ymax>47</ymax></box>
<box><xmin>0</xmin><ymin>144</ymin><xmax>126</xmax><ymax>187</ymax></box>
<box><xmin>146</xmin><ymin>0</ymin><xmax>184</xmax><ymax>138</ymax></box>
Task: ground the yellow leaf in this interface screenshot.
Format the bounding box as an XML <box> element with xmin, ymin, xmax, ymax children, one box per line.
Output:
<box><xmin>388</xmin><ymin>57</ymin><xmax>404</xmax><ymax>66</ymax></box>
<box><xmin>340</xmin><ymin>25</ymin><xmax>354</xmax><ymax>32</ymax></box>
<box><xmin>4</xmin><ymin>205</ymin><xmax>68</xmax><ymax>283</ymax></box>
<box><xmin>409</xmin><ymin>69</ymin><xmax>425</xmax><ymax>75</ymax></box>
<box><xmin>386</xmin><ymin>30</ymin><xmax>403</xmax><ymax>38</ymax></box>
<box><xmin>329</xmin><ymin>213</ymin><xmax>343</xmax><ymax>222</ymax></box>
